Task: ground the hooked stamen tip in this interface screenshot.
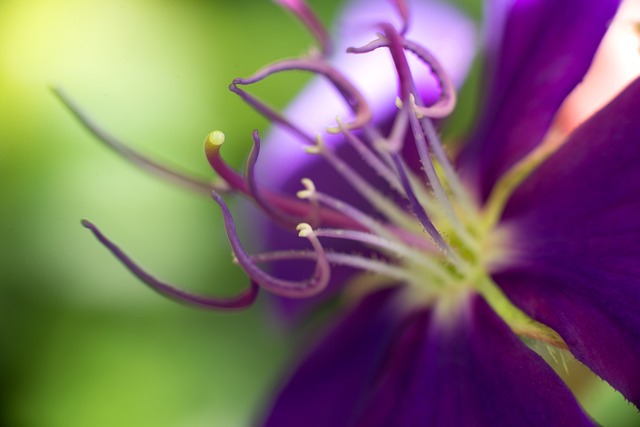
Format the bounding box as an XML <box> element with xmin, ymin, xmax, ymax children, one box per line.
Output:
<box><xmin>296</xmin><ymin>222</ymin><xmax>314</xmax><ymax>237</ymax></box>
<box><xmin>296</xmin><ymin>177</ymin><xmax>317</xmax><ymax>199</ymax></box>
<box><xmin>206</xmin><ymin>130</ymin><xmax>226</xmax><ymax>147</ymax></box>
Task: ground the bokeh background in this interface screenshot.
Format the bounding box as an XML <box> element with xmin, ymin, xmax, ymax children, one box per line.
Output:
<box><xmin>1</xmin><ymin>0</ymin><xmax>639</xmax><ymax>426</ymax></box>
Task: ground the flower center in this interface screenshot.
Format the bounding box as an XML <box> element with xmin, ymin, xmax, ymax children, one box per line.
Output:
<box><xmin>203</xmin><ymin>14</ymin><xmax>566</xmax><ymax>347</ymax></box>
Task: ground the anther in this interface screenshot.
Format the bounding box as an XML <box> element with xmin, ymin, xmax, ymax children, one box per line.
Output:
<box><xmin>296</xmin><ymin>222</ymin><xmax>314</xmax><ymax>237</ymax></box>
<box><xmin>296</xmin><ymin>177</ymin><xmax>317</xmax><ymax>199</ymax></box>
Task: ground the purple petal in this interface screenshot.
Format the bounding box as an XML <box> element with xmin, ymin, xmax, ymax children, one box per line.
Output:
<box><xmin>495</xmin><ymin>77</ymin><xmax>640</xmax><ymax>407</ymax></box>
<box><xmin>369</xmin><ymin>294</ymin><xmax>593</xmax><ymax>426</ymax></box>
<box><xmin>458</xmin><ymin>0</ymin><xmax>621</xmax><ymax>201</ymax></box>
<box><xmin>260</xmin><ymin>287</ymin><xmax>401</xmax><ymax>427</ymax></box>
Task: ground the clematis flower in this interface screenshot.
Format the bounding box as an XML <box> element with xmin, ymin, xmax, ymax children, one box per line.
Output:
<box><xmin>56</xmin><ymin>0</ymin><xmax>640</xmax><ymax>425</ymax></box>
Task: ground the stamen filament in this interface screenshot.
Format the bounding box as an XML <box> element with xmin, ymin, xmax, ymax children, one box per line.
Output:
<box><xmin>313</xmin><ymin>228</ymin><xmax>451</xmax><ymax>282</ymax></box>
<box><xmin>419</xmin><ymin>116</ymin><xmax>478</xmax><ymax>220</ymax></box>
<box><xmin>336</xmin><ymin>118</ymin><xmax>405</xmax><ymax>194</ymax></box>
<box><xmin>53</xmin><ymin>87</ymin><xmax>223</xmax><ymax>195</ymax></box>
<box><xmin>274</xmin><ymin>0</ymin><xmax>332</xmax><ymax>56</ymax></box>
<box><xmin>246</xmin><ymin>130</ymin><xmax>305</xmax><ymax>228</ymax></box>
<box><xmin>204</xmin><ymin>132</ymin><xmax>362</xmax><ymax>230</ymax></box>
<box><xmin>313</xmin><ymin>135</ymin><xmax>421</xmax><ymax>232</ymax></box>
<box><xmin>390</xmin><ymin>152</ymin><xmax>462</xmax><ymax>267</ymax></box>
<box><xmin>250</xmin><ymin>250</ymin><xmax>420</xmax><ymax>284</ymax></box>
<box><xmin>408</xmin><ymin>105</ymin><xmax>478</xmax><ymax>252</ymax></box>
<box><xmin>233</xmin><ymin>58</ymin><xmax>372</xmax><ymax>133</ymax></box>
<box><xmin>299</xmin><ymin>184</ymin><xmax>398</xmax><ymax>242</ymax></box>
<box><xmin>214</xmin><ymin>191</ymin><xmax>331</xmax><ymax>298</ymax></box>
<box><xmin>390</xmin><ymin>0</ymin><xmax>410</xmax><ymax>35</ymax></box>
<box><xmin>81</xmin><ymin>220</ymin><xmax>258</xmax><ymax>310</ymax></box>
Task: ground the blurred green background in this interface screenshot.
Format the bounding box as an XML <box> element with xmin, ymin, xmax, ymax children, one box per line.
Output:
<box><xmin>1</xmin><ymin>0</ymin><xmax>639</xmax><ymax>426</ymax></box>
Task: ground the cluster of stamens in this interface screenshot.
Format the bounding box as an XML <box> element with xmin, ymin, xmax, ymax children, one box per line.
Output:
<box><xmin>65</xmin><ymin>0</ymin><xmax>496</xmax><ymax>311</ymax></box>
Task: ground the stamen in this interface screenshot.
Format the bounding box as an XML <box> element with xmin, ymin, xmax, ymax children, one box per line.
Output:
<box><xmin>232</xmin><ymin>58</ymin><xmax>372</xmax><ymax>134</ymax></box>
<box><xmin>81</xmin><ymin>220</ymin><xmax>258</xmax><ymax>310</ymax></box>
<box><xmin>335</xmin><ymin>118</ymin><xmax>405</xmax><ymax>194</ymax></box>
<box><xmin>352</xmin><ymin>27</ymin><xmax>477</xmax><ymax>252</ymax></box>
<box><xmin>298</xmin><ymin>179</ymin><xmax>394</xmax><ymax>239</ymax></box>
<box><xmin>213</xmin><ymin>191</ymin><xmax>331</xmax><ymax>298</ymax></box>
<box><xmin>246</xmin><ymin>130</ymin><xmax>305</xmax><ymax>229</ymax></box>
<box><xmin>313</xmin><ymin>228</ymin><xmax>451</xmax><ymax>282</ymax></box>
<box><xmin>402</xmin><ymin>39</ymin><xmax>457</xmax><ymax>119</ymax></box>
<box><xmin>313</xmin><ymin>135</ymin><xmax>421</xmax><ymax>232</ymax></box>
<box><xmin>204</xmin><ymin>132</ymin><xmax>361</xmax><ymax>230</ymax></box>
<box><xmin>390</xmin><ymin>152</ymin><xmax>460</xmax><ymax>265</ymax></box>
<box><xmin>274</xmin><ymin>0</ymin><xmax>332</xmax><ymax>56</ymax></box>
<box><xmin>347</xmin><ymin>36</ymin><xmax>456</xmax><ymax>118</ymax></box>
<box><xmin>53</xmin><ymin>87</ymin><xmax>224</xmax><ymax>195</ymax></box>
<box><xmin>250</xmin><ymin>250</ymin><xmax>418</xmax><ymax>284</ymax></box>
<box><xmin>379</xmin><ymin>22</ymin><xmax>413</xmax><ymax>102</ymax></box>
<box><xmin>407</xmin><ymin>102</ymin><xmax>478</xmax><ymax>252</ymax></box>
<box><xmin>228</xmin><ymin>83</ymin><xmax>316</xmax><ymax>145</ymax></box>
<box><xmin>385</xmin><ymin>100</ymin><xmax>411</xmax><ymax>152</ymax></box>
<box><xmin>419</xmin><ymin>116</ymin><xmax>479</xmax><ymax>224</ymax></box>
<box><xmin>390</xmin><ymin>0</ymin><xmax>410</xmax><ymax>35</ymax></box>
<box><xmin>204</xmin><ymin>131</ymin><xmax>248</xmax><ymax>192</ymax></box>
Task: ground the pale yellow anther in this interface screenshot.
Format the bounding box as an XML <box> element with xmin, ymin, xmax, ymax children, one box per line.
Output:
<box><xmin>207</xmin><ymin>130</ymin><xmax>225</xmax><ymax>146</ymax></box>
<box><xmin>296</xmin><ymin>177</ymin><xmax>317</xmax><ymax>199</ymax></box>
<box><xmin>395</xmin><ymin>97</ymin><xmax>404</xmax><ymax>110</ymax></box>
<box><xmin>296</xmin><ymin>222</ymin><xmax>314</xmax><ymax>238</ymax></box>
<box><xmin>407</xmin><ymin>94</ymin><xmax>424</xmax><ymax>119</ymax></box>
<box><xmin>326</xmin><ymin>118</ymin><xmax>343</xmax><ymax>134</ymax></box>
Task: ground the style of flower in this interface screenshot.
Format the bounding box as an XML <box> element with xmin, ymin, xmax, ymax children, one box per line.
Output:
<box><xmin>56</xmin><ymin>0</ymin><xmax>640</xmax><ymax>425</ymax></box>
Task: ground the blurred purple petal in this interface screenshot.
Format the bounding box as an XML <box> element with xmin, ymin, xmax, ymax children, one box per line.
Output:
<box><xmin>495</xmin><ymin>77</ymin><xmax>640</xmax><ymax>407</ymax></box>
<box><xmin>459</xmin><ymin>0</ymin><xmax>621</xmax><ymax>201</ymax></box>
<box><xmin>261</xmin><ymin>287</ymin><xmax>401</xmax><ymax>427</ymax></box>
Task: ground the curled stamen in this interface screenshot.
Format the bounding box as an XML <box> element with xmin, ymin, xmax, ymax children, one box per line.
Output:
<box><xmin>313</xmin><ymin>228</ymin><xmax>451</xmax><ymax>282</ymax></box>
<box><xmin>403</xmin><ymin>39</ymin><xmax>457</xmax><ymax>119</ymax></box>
<box><xmin>250</xmin><ymin>250</ymin><xmax>418</xmax><ymax>284</ymax></box>
<box><xmin>232</xmin><ymin>58</ymin><xmax>372</xmax><ymax>134</ymax></box>
<box><xmin>204</xmin><ymin>131</ymin><xmax>248</xmax><ymax>192</ymax></box>
<box><xmin>228</xmin><ymin>84</ymin><xmax>316</xmax><ymax>145</ymax></box>
<box><xmin>336</xmin><ymin>118</ymin><xmax>404</xmax><ymax>194</ymax></box>
<box><xmin>407</xmin><ymin>102</ymin><xmax>477</xmax><ymax>251</ymax></box>
<box><xmin>390</xmin><ymin>0</ymin><xmax>410</xmax><ymax>35</ymax></box>
<box><xmin>204</xmin><ymin>132</ymin><xmax>361</xmax><ymax>230</ymax></box>
<box><xmin>246</xmin><ymin>130</ymin><xmax>306</xmax><ymax>229</ymax></box>
<box><xmin>347</xmin><ymin>36</ymin><xmax>457</xmax><ymax>118</ymax></box>
<box><xmin>53</xmin><ymin>87</ymin><xmax>225</xmax><ymax>195</ymax></box>
<box><xmin>274</xmin><ymin>0</ymin><xmax>332</xmax><ymax>56</ymax></box>
<box><xmin>213</xmin><ymin>191</ymin><xmax>331</xmax><ymax>298</ymax></box>
<box><xmin>298</xmin><ymin>181</ymin><xmax>407</xmax><ymax>244</ymax></box>
<box><xmin>312</xmin><ymin>135</ymin><xmax>421</xmax><ymax>231</ymax></box>
<box><xmin>81</xmin><ymin>220</ymin><xmax>258</xmax><ymax>310</ymax></box>
<box><xmin>380</xmin><ymin>22</ymin><xmax>413</xmax><ymax>102</ymax></box>
<box><xmin>390</xmin><ymin>152</ymin><xmax>459</xmax><ymax>264</ymax></box>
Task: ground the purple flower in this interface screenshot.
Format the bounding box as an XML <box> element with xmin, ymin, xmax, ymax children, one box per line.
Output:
<box><xmin>57</xmin><ymin>0</ymin><xmax>640</xmax><ymax>424</ymax></box>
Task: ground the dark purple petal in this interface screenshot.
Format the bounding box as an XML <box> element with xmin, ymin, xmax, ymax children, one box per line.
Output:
<box><xmin>458</xmin><ymin>0</ymin><xmax>621</xmax><ymax>201</ymax></box>
<box><xmin>370</xmin><ymin>294</ymin><xmax>593</xmax><ymax>426</ymax></box>
<box><xmin>261</xmin><ymin>287</ymin><xmax>401</xmax><ymax>427</ymax></box>
<box><xmin>495</xmin><ymin>77</ymin><xmax>640</xmax><ymax>407</ymax></box>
